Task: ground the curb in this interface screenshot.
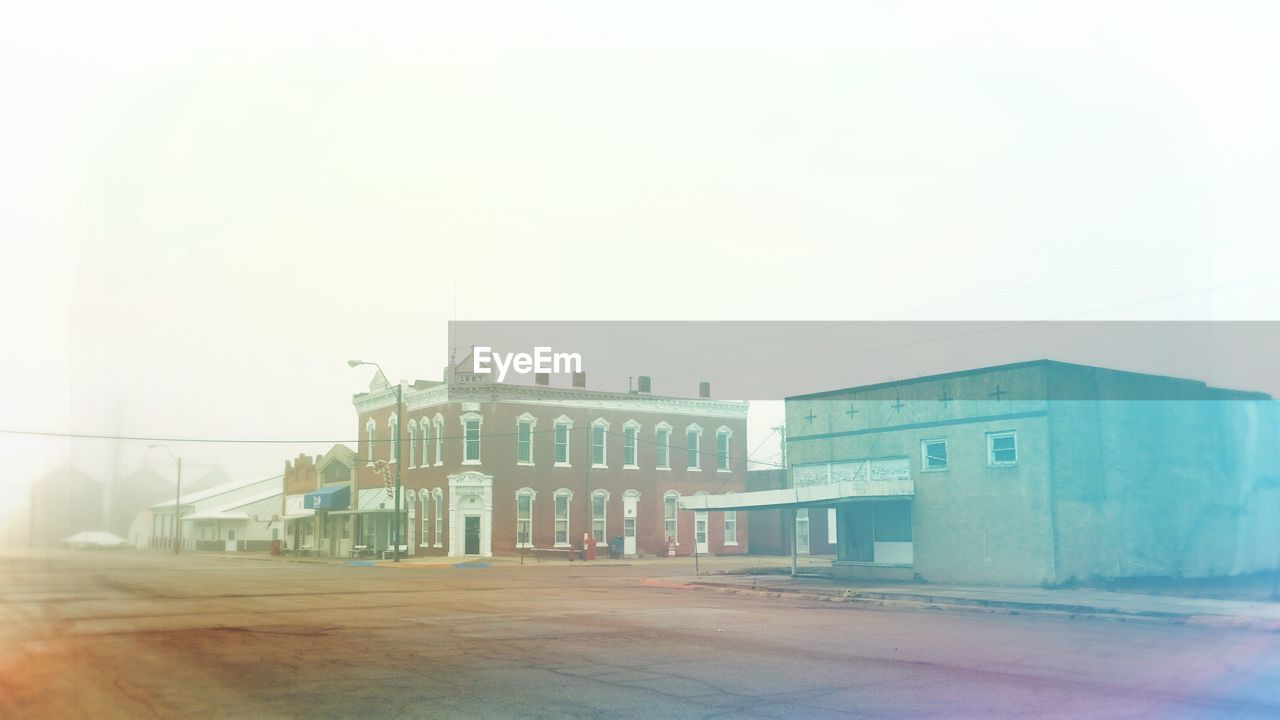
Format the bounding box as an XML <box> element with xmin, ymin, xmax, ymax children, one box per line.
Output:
<box><xmin>681</xmin><ymin>580</ymin><xmax>1280</xmax><ymax>632</ymax></box>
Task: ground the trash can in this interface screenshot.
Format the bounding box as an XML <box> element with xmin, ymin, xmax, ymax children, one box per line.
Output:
<box><xmin>609</xmin><ymin>536</ymin><xmax>624</xmax><ymax>559</ymax></box>
<box><xmin>270</xmin><ymin>539</ymin><xmax>282</xmax><ymax>556</ymax></box>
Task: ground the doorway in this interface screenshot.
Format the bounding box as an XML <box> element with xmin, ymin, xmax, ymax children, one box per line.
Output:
<box><xmin>623</xmin><ymin>490</ymin><xmax>639</xmax><ymax>556</ymax></box>
<box><xmin>464</xmin><ymin>516</ymin><xmax>481</xmax><ymax>555</ymax></box>
<box><xmin>694</xmin><ymin>512</ymin><xmax>709</xmax><ymax>554</ymax></box>
<box><xmin>224</xmin><ymin>529</ymin><xmax>237</xmax><ymax>552</ymax></box>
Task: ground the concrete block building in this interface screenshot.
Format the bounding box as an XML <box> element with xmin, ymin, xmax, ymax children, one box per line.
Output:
<box><xmin>689</xmin><ymin>360</ymin><xmax>1280</xmax><ymax>586</ymax></box>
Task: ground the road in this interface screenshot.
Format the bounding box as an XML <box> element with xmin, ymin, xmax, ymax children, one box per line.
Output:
<box><xmin>2</xmin><ymin>551</ymin><xmax>1278</xmax><ymax>719</ymax></box>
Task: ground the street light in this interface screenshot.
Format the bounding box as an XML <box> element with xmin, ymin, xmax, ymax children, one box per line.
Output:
<box><xmin>148</xmin><ymin>444</ymin><xmax>182</xmax><ymax>555</ymax></box>
<box><xmin>349</xmin><ymin>359</ymin><xmax>404</xmax><ymax>562</ymax></box>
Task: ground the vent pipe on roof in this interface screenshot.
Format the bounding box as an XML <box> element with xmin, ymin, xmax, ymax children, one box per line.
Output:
<box><xmin>535</xmin><ymin>372</ymin><xmax>550</xmax><ymax>386</ymax></box>
<box><xmin>572</xmin><ymin>372</ymin><xmax>587</xmax><ymax>388</ymax></box>
<box><xmin>699</xmin><ymin>381</ymin><xmax>711</xmax><ymax>398</ymax></box>
<box><xmin>638</xmin><ymin>375</ymin><xmax>652</xmax><ymax>394</ymax></box>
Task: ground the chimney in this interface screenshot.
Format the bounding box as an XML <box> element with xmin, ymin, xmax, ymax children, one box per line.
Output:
<box><xmin>572</xmin><ymin>371</ymin><xmax>587</xmax><ymax>388</ymax></box>
<box><xmin>534</xmin><ymin>372</ymin><xmax>550</xmax><ymax>386</ymax></box>
<box><xmin>698</xmin><ymin>381</ymin><xmax>711</xmax><ymax>398</ymax></box>
<box><xmin>638</xmin><ymin>375</ymin><xmax>652</xmax><ymax>394</ymax></box>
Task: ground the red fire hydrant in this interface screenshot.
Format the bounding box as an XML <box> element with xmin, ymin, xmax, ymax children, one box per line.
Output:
<box><xmin>583</xmin><ymin>532</ymin><xmax>595</xmax><ymax>561</ymax></box>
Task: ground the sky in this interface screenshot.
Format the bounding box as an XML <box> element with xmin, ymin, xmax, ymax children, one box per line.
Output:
<box><xmin>1</xmin><ymin>2</ymin><xmax>1278</xmax><ymax>522</ymax></box>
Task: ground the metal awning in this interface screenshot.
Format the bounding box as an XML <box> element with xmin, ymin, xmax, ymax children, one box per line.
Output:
<box><xmin>330</xmin><ymin>488</ymin><xmax>399</xmax><ymax>515</ymax></box>
<box><xmin>678</xmin><ymin>480</ymin><xmax>914</xmax><ymax>512</ymax></box>
<box><xmin>185</xmin><ymin>511</ymin><xmax>251</xmax><ymax>522</ymax></box>
<box><xmin>304</xmin><ymin>484</ymin><xmax>351</xmax><ymax>510</ymax></box>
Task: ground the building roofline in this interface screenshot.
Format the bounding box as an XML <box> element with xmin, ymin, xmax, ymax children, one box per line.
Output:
<box><xmin>785</xmin><ymin>359</ymin><xmax>1271</xmax><ymax>401</ymax></box>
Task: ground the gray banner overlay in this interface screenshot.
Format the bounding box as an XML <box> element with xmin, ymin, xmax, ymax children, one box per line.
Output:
<box><xmin>448</xmin><ymin>322</ymin><xmax>1280</xmax><ymax>401</ymax></box>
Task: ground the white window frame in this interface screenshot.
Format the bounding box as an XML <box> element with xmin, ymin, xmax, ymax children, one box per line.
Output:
<box><xmin>685</xmin><ymin>423</ymin><xmax>703</xmax><ymax>472</ymax></box>
<box><xmin>515</xmin><ymin>487</ymin><xmax>535</xmax><ymax>549</ymax></box>
<box><xmin>407</xmin><ymin>420</ymin><xmax>418</xmax><ymax>469</ymax></box>
<box><xmin>553</xmin><ymin>489</ymin><xmax>573</xmax><ymax>547</ymax></box>
<box><xmin>622</xmin><ymin>420</ymin><xmax>640</xmax><ymax>469</ymax></box>
<box><xmin>420</xmin><ymin>418</ymin><xmax>430</xmax><ymax>467</ymax></box>
<box><xmin>591</xmin><ymin>489</ymin><xmax>609</xmax><ymax>545</ymax></box>
<box><xmin>388</xmin><ymin>413</ymin><xmax>399</xmax><ymax>464</ymax></box>
<box><xmin>433</xmin><ymin>415</ymin><xmax>444</xmax><ymax>466</ymax></box>
<box><xmin>827</xmin><ymin>507</ymin><xmax>837</xmax><ymax>545</ymax></box>
<box><xmin>460</xmin><ymin>412</ymin><xmax>483</xmax><ymax>465</ymax></box>
<box><xmin>663</xmin><ymin>490</ymin><xmax>680</xmax><ymax>543</ymax></box>
<box><xmin>432</xmin><ymin>488</ymin><xmax>443</xmax><ymax>546</ymax></box>
<box><xmin>516</xmin><ymin>413</ymin><xmax>537</xmax><ymax>466</ymax></box>
<box><xmin>921</xmin><ymin>438</ymin><xmax>949</xmax><ymax>472</ymax></box>
<box><xmin>365</xmin><ymin>418</ymin><xmax>376</xmax><ymax>464</ymax></box>
<box><xmin>553</xmin><ymin>415</ymin><xmax>573</xmax><ymax>467</ymax></box>
<box><xmin>724</xmin><ymin>492</ymin><xmax>738</xmax><ymax>546</ymax></box>
<box><xmin>796</xmin><ymin>508</ymin><xmax>810</xmax><ymax>554</ymax></box>
<box><xmin>420</xmin><ymin>491</ymin><xmax>431</xmax><ymax>547</ymax></box>
<box><xmin>654</xmin><ymin>422</ymin><xmax>671</xmax><ymax>470</ymax></box>
<box><xmin>716</xmin><ymin>426</ymin><xmax>732</xmax><ymax>472</ymax></box>
<box><xmin>591</xmin><ymin>418</ymin><xmax>610</xmax><ymax>468</ymax></box>
<box><xmin>987</xmin><ymin>431</ymin><xmax>1018</xmax><ymax>466</ymax></box>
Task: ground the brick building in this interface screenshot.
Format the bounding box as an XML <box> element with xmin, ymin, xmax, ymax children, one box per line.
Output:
<box><xmin>339</xmin><ymin>355</ymin><xmax>750</xmax><ymax>559</ymax></box>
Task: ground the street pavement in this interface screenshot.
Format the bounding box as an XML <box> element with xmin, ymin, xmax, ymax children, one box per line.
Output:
<box><xmin>2</xmin><ymin>550</ymin><xmax>1279</xmax><ymax>719</ymax></box>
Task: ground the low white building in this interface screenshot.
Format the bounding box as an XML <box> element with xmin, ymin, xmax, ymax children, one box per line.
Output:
<box><xmin>147</xmin><ymin>474</ymin><xmax>284</xmax><ymax>552</ymax></box>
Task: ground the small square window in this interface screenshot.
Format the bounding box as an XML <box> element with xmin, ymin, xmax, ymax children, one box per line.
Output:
<box><xmin>987</xmin><ymin>432</ymin><xmax>1017</xmax><ymax>466</ymax></box>
<box><xmin>921</xmin><ymin>439</ymin><xmax>948</xmax><ymax>471</ymax></box>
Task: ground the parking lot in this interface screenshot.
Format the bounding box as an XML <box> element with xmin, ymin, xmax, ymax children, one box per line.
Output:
<box><xmin>2</xmin><ymin>551</ymin><xmax>1279</xmax><ymax>719</ymax></box>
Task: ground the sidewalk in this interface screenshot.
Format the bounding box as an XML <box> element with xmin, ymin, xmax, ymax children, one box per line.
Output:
<box><xmin>681</xmin><ymin>574</ymin><xmax>1280</xmax><ymax>631</ymax></box>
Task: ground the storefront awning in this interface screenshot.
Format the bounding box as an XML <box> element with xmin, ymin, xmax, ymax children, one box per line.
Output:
<box><xmin>330</xmin><ymin>488</ymin><xmax>400</xmax><ymax>514</ymax></box>
<box><xmin>679</xmin><ymin>480</ymin><xmax>914</xmax><ymax>512</ymax></box>
<box><xmin>304</xmin><ymin>484</ymin><xmax>351</xmax><ymax>510</ymax></box>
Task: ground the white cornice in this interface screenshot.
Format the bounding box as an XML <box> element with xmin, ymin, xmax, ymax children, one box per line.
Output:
<box><xmin>354</xmin><ymin>380</ymin><xmax>749</xmax><ymax>418</ymax></box>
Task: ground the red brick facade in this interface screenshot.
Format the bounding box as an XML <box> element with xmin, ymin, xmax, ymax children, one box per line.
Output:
<box><xmin>352</xmin><ymin>374</ymin><xmax>749</xmax><ymax>558</ymax></box>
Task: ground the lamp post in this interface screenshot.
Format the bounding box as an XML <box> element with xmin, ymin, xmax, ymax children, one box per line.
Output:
<box><xmin>149</xmin><ymin>444</ymin><xmax>182</xmax><ymax>555</ymax></box>
<box><xmin>349</xmin><ymin>359</ymin><xmax>404</xmax><ymax>562</ymax></box>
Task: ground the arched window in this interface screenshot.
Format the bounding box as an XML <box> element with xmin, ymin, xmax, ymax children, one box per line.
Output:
<box><xmin>716</xmin><ymin>426</ymin><xmax>732</xmax><ymax>472</ymax></box>
<box><xmin>663</xmin><ymin>490</ymin><xmax>681</xmax><ymax>543</ymax></box>
<box><xmin>407</xmin><ymin>420</ymin><xmax>418</xmax><ymax>468</ymax></box>
<box><xmin>420</xmin><ymin>419</ymin><xmax>431</xmax><ymax>467</ymax></box>
<box><xmin>460</xmin><ymin>412</ymin><xmax>482</xmax><ymax>464</ymax></box>
<box><xmin>516</xmin><ymin>413</ymin><xmax>537</xmax><ymax>465</ymax></box>
<box><xmin>591</xmin><ymin>418</ymin><xmax>610</xmax><ymax>468</ymax></box>
<box><xmin>553</xmin><ymin>416</ymin><xmax>573</xmax><ymax>466</ymax></box>
<box><xmin>553</xmin><ymin>489</ymin><xmax>573</xmax><ymax>547</ymax></box>
<box><xmin>365</xmin><ymin>418</ymin><xmax>377</xmax><ymax>463</ymax></box>
<box><xmin>388</xmin><ymin>414</ymin><xmax>399</xmax><ymax>464</ymax></box>
<box><xmin>591</xmin><ymin>489</ymin><xmax>610</xmax><ymax>545</ymax></box>
<box><xmin>622</xmin><ymin>420</ymin><xmax>640</xmax><ymax>468</ymax></box>
<box><xmin>421</xmin><ymin>491</ymin><xmax>430</xmax><ymax>546</ymax></box>
<box><xmin>515</xmin><ymin>487</ymin><xmax>536</xmax><ymax>548</ymax></box>
<box><xmin>685</xmin><ymin>424</ymin><xmax>703</xmax><ymax>471</ymax></box>
<box><xmin>654</xmin><ymin>422</ymin><xmax>672</xmax><ymax>470</ymax></box>
<box><xmin>432</xmin><ymin>488</ymin><xmax>443</xmax><ymax>546</ymax></box>
<box><xmin>433</xmin><ymin>415</ymin><xmax>444</xmax><ymax>466</ymax></box>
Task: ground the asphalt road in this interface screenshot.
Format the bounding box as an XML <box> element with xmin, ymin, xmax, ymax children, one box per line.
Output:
<box><xmin>2</xmin><ymin>552</ymin><xmax>1279</xmax><ymax>719</ymax></box>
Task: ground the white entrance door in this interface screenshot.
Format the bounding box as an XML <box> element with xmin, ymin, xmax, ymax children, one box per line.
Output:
<box><xmin>694</xmin><ymin>512</ymin><xmax>709</xmax><ymax>554</ymax></box>
<box><xmin>622</xmin><ymin>490</ymin><xmax>639</xmax><ymax>556</ymax></box>
<box><xmin>225</xmin><ymin>529</ymin><xmax>237</xmax><ymax>552</ymax></box>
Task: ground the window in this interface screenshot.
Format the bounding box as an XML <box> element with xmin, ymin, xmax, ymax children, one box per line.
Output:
<box><xmin>987</xmin><ymin>431</ymin><xmax>1017</xmax><ymax>466</ymax></box>
<box><xmin>516</xmin><ymin>414</ymin><xmax>536</xmax><ymax>465</ymax></box>
<box><xmin>623</xmin><ymin>421</ymin><xmax>639</xmax><ymax>468</ymax></box>
<box><xmin>421</xmin><ymin>492</ymin><xmax>430</xmax><ymax>546</ymax></box>
<box><xmin>433</xmin><ymin>416</ymin><xmax>444</xmax><ymax>466</ymax></box>
<box><xmin>921</xmin><ymin>439</ymin><xmax>948</xmax><ymax>471</ymax></box>
<box><xmin>591</xmin><ymin>490</ymin><xmax>609</xmax><ymax>544</ymax></box>
<box><xmin>655</xmin><ymin>423</ymin><xmax>671</xmax><ymax>470</ymax></box>
<box><xmin>554</xmin><ymin>489</ymin><xmax>573</xmax><ymax>547</ymax></box>
<box><xmin>664</xmin><ymin>491</ymin><xmax>680</xmax><ymax>542</ymax></box>
<box><xmin>686</xmin><ymin>424</ymin><xmax>702</xmax><ymax>471</ymax></box>
<box><xmin>796</xmin><ymin>509</ymin><xmax>810</xmax><ymax>554</ymax></box>
<box><xmin>420</xmin><ymin>420</ymin><xmax>430</xmax><ymax>467</ymax></box>
<box><xmin>516</xmin><ymin>488</ymin><xmax>535</xmax><ymax>548</ymax></box>
<box><xmin>408</xmin><ymin>421</ymin><xmax>417</xmax><ymax>468</ymax></box>
<box><xmin>366</xmin><ymin>418</ymin><xmax>376</xmax><ymax>463</ymax></box>
<box><xmin>591</xmin><ymin>418</ymin><xmax>609</xmax><ymax>467</ymax></box>
<box><xmin>554</xmin><ymin>416</ymin><xmax>572</xmax><ymax>466</ymax></box>
<box><xmin>388</xmin><ymin>414</ymin><xmax>399</xmax><ymax>463</ymax></box>
<box><xmin>433</xmin><ymin>489</ymin><xmax>443</xmax><ymax>546</ymax></box>
<box><xmin>461</xmin><ymin>413</ymin><xmax>482</xmax><ymax>464</ymax></box>
<box><xmin>724</xmin><ymin>510</ymin><xmax>738</xmax><ymax>546</ymax></box>
<box><xmin>716</xmin><ymin>427</ymin><xmax>731</xmax><ymax>472</ymax></box>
